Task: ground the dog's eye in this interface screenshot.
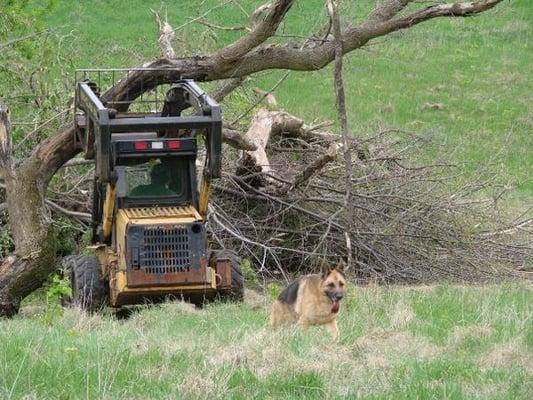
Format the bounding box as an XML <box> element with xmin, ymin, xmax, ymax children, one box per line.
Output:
<box><xmin>339</xmin><ymin>282</ymin><xmax>344</xmax><ymax>287</ymax></box>
<box><xmin>328</xmin><ymin>282</ymin><xmax>335</xmax><ymax>288</ymax></box>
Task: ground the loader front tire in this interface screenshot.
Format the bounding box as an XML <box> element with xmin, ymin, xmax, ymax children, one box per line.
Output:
<box><xmin>62</xmin><ymin>255</ymin><xmax>108</xmax><ymax>312</ymax></box>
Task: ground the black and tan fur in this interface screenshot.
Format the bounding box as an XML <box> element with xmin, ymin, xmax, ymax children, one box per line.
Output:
<box><xmin>270</xmin><ymin>265</ymin><xmax>346</xmax><ymax>339</ymax></box>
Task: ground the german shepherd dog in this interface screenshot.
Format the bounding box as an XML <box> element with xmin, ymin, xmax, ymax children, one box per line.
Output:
<box><xmin>270</xmin><ymin>265</ymin><xmax>346</xmax><ymax>339</ymax></box>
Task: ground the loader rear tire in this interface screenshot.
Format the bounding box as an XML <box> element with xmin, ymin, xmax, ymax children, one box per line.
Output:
<box><xmin>212</xmin><ymin>250</ymin><xmax>244</xmax><ymax>302</ymax></box>
<box><xmin>62</xmin><ymin>255</ymin><xmax>108</xmax><ymax>312</ymax></box>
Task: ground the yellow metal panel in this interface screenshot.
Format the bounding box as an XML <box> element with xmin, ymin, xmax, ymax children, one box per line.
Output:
<box><xmin>198</xmin><ymin>174</ymin><xmax>211</xmax><ymax>219</ymax></box>
<box><xmin>114</xmin><ymin>268</ymin><xmax>216</xmax><ymax>293</ymax></box>
<box><xmin>109</xmin><ymin>207</ymin><xmax>209</xmax><ymax>306</ymax></box>
<box><xmin>102</xmin><ymin>184</ymin><xmax>116</xmax><ymax>241</ymax></box>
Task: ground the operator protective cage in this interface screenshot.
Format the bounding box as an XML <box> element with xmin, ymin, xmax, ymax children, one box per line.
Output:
<box><xmin>73</xmin><ymin>71</ymin><xmax>222</xmax><ymax>240</ymax></box>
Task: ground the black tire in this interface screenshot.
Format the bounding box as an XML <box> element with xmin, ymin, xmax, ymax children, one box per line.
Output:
<box><xmin>211</xmin><ymin>250</ymin><xmax>244</xmax><ymax>302</ymax></box>
<box><xmin>61</xmin><ymin>255</ymin><xmax>108</xmax><ymax>312</ymax></box>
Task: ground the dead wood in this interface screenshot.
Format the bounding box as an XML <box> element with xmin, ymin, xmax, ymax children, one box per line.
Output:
<box><xmin>210</xmin><ymin>109</ymin><xmax>531</xmax><ymax>283</ymax></box>
<box><xmin>222</xmin><ymin>128</ymin><xmax>257</xmax><ymax>151</ymax></box>
<box><xmin>287</xmin><ymin>142</ymin><xmax>342</xmax><ymax>192</ymax></box>
<box><xmin>210</xmin><ymin>77</ymin><xmax>245</xmax><ymax>102</ymax></box>
<box><xmin>151</xmin><ymin>9</ymin><xmax>176</xmax><ymax>59</ymax></box>
<box><xmin>236</xmin><ymin>109</ymin><xmax>304</xmax><ymax>185</ymax></box>
<box><xmin>0</xmin><ymin>105</ymin><xmax>57</xmax><ymax>316</ymax></box>
<box><xmin>328</xmin><ymin>0</ymin><xmax>354</xmax><ymax>268</ymax></box>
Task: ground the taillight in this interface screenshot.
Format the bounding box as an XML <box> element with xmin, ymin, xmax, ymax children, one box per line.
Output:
<box><xmin>167</xmin><ymin>140</ymin><xmax>181</xmax><ymax>150</ymax></box>
<box><xmin>134</xmin><ymin>141</ymin><xmax>149</xmax><ymax>151</ymax></box>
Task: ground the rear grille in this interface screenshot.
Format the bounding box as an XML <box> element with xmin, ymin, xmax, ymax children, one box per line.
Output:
<box><xmin>140</xmin><ymin>226</ymin><xmax>191</xmax><ymax>273</ymax></box>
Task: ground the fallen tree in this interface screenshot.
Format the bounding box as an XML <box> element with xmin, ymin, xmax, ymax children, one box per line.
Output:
<box><xmin>216</xmin><ymin>108</ymin><xmax>531</xmax><ymax>282</ymax></box>
<box><xmin>2</xmin><ymin>0</ymin><xmax>526</xmax><ymax>317</ymax></box>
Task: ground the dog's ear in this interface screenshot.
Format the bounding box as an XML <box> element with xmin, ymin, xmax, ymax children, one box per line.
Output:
<box><xmin>320</xmin><ymin>260</ymin><xmax>332</xmax><ymax>278</ymax></box>
<box><xmin>337</xmin><ymin>259</ymin><xmax>348</xmax><ymax>274</ymax></box>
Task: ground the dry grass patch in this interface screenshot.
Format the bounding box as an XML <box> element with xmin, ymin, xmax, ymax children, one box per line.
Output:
<box><xmin>130</xmin><ymin>334</ymin><xmax>150</xmax><ymax>355</ymax></box>
<box><xmin>503</xmin><ymin>20</ymin><xmax>530</xmax><ymax>33</ymax></box>
<box><xmin>355</xmin><ymin>328</ymin><xmax>441</xmax><ymax>361</ymax></box>
<box><xmin>244</xmin><ymin>288</ymin><xmax>268</xmax><ymax>310</ymax></box>
<box><xmin>207</xmin><ymin>328</ymin><xmax>281</xmax><ymax>373</ymax></box>
<box><xmin>448</xmin><ymin>324</ymin><xmax>495</xmax><ymax>346</ymax></box>
<box><xmin>62</xmin><ymin>306</ymin><xmax>107</xmax><ymax>332</ymax></box>
<box><xmin>179</xmin><ymin>368</ymin><xmax>231</xmax><ymax>399</ymax></box>
<box><xmin>479</xmin><ymin>337</ymin><xmax>533</xmax><ymax>372</ymax></box>
<box><xmin>161</xmin><ymin>300</ymin><xmax>198</xmax><ymax>314</ymax></box>
<box><xmin>140</xmin><ymin>365</ymin><xmax>172</xmax><ymax>382</ymax></box>
<box><xmin>390</xmin><ymin>301</ymin><xmax>415</xmax><ymax>328</ymax></box>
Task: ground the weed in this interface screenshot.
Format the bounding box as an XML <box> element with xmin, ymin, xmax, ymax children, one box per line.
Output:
<box><xmin>241</xmin><ymin>259</ymin><xmax>259</xmax><ymax>287</ymax></box>
<box><xmin>267</xmin><ymin>282</ymin><xmax>281</xmax><ymax>301</ymax></box>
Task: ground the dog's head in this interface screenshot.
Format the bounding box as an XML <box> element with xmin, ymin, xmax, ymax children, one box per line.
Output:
<box><xmin>320</xmin><ymin>264</ymin><xmax>347</xmax><ymax>313</ymax></box>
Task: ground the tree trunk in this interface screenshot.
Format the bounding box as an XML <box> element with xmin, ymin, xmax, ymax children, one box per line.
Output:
<box><xmin>0</xmin><ymin>110</ymin><xmax>63</xmax><ymax>316</ymax></box>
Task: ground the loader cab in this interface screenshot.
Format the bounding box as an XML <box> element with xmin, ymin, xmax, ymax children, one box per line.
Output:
<box><xmin>112</xmin><ymin>136</ymin><xmax>199</xmax><ymax>210</ymax></box>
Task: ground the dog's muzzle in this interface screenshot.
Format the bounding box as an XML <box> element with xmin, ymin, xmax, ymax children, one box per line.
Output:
<box><xmin>328</xmin><ymin>292</ymin><xmax>343</xmax><ymax>302</ymax></box>
<box><xmin>327</xmin><ymin>291</ymin><xmax>343</xmax><ymax>313</ymax></box>
<box><xmin>333</xmin><ymin>293</ymin><xmax>343</xmax><ymax>301</ymax></box>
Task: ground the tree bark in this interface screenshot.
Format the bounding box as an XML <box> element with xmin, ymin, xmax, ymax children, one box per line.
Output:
<box><xmin>0</xmin><ymin>106</ymin><xmax>58</xmax><ymax>316</ymax></box>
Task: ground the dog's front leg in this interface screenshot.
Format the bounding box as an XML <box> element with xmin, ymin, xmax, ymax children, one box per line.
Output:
<box><xmin>325</xmin><ymin>320</ymin><xmax>339</xmax><ymax>340</ymax></box>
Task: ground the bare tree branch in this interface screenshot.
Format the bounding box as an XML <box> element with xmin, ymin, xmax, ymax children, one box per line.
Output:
<box><xmin>212</xmin><ymin>0</ymin><xmax>295</xmax><ymax>63</ymax></box>
<box><xmin>151</xmin><ymin>9</ymin><xmax>176</xmax><ymax>59</ymax></box>
<box><xmin>328</xmin><ymin>0</ymin><xmax>353</xmax><ymax>268</ymax></box>
<box><xmin>61</xmin><ymin>158</ymin><xmax>95</xmax><ymax>167</ymax></box>
<box><xmin>231</xmin><ymin>71</ymin><xmax>290</xmax><ymax>125</ymax></box>
<box><xmin>172</xmin><ymin>0</ymin><xmax>233</xmax><ymax>33</ymax></box>
<box><xmin>222</xmin><ymin>128</ymin><xmax>258</xmax><ymax>151</ymax></box>
<box><xmin>0</xmin><ymin>104</ymin><xmax>14</xmax><ymax>177</ymax></box>
<box><xmin>103</xmin><ymin>0</ymin><xmax>503</xmax><ymax>109</ymax></box>
<box><xmin>45</xmin><ymin>199</ymin><xmax>91</xmax><ymax>221</ymax></box>
<box><xmin>289</xmin><ymin>142</ymin><xmax>341</xmax><ymax>191</ymax></box>
<box><xmin>192</xmin><ymin>17</ymin><xmax>249</xmax><ymax>32</ymax></box>
<box><xmin>368</xmin><ymin>0</ymin><xmax>411</xmax><ymax>23</ymax></box>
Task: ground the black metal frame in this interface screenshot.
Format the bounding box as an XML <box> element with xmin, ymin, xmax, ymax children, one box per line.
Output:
<box><xmin>74</xmin><ymin>74</ymin><xmax>222</xmax><ymax>241</ymax></box>
<box><xmin>75</xmin><ymin>78</ymin><xmax>222</xmax><ymax>182</ymax></box>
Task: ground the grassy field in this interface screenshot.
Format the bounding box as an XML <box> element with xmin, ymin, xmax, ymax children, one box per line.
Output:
<box><xmin>1</xmin><ymin>2</ymin><xmax>531</xmax><ymax>399</ymax></box>
<box><xmin>14</xmin><ymin>0</ymin><xmax>530</xmax><ymax>202</ymax></box>
<box><xmin>0</xmin><ymin>283</ymin><xmax>531</xmax><ymax>399</ymax></box>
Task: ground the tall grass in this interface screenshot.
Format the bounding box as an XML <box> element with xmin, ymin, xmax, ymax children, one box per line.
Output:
<box><xmin>1</xmin><ymin>284</ymin><xmax>530</xmax><ymax>399</ymax></box>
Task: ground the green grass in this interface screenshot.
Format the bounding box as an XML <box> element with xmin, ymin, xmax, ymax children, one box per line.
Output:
<box><xmin>1</xmin><ymin>6</ymin><xmax>531</xmax><ymax>397</ymax></box>
<box><xmin>1</xmin><ymin>284</ymin><xmax>531</xmax><ymax>399</ymax></box>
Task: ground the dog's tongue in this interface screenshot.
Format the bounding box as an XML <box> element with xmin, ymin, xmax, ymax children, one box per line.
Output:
<box><xmin>331</xmin><ymin>301</ymin><xmax>340</xmax><ymax>314</ymax></box>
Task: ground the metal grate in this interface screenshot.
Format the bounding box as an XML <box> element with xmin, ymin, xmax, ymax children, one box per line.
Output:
<box><xmin>140</xmin><ymin>226</ymin><xmax>190</xmax><ymax>273</ymax></box>
<box><xmin>75</xmin><ymin>68</ymin><xmax>175</xmax><ymax>113</ymax></box>
<box><xmin>123</xmin><ymin>206</ymin><xmax>201</xmax><ymax>220</ymax></box>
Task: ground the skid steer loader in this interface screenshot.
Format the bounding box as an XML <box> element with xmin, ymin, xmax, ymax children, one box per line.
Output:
<box><xmin>63</xmin><ymin>69</ymin><xmax>243</xmax><ymax>310</ymax></box>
